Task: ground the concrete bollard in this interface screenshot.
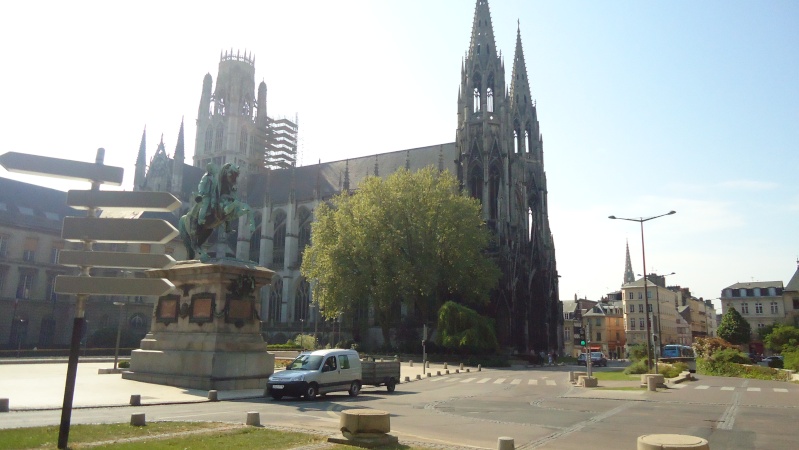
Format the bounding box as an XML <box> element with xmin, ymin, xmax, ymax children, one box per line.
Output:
<box><xmin>478</xmin><ymin>364</ymin><xmax>482</xmax><ymax>371</ymax></box>
<box><xmin>647</xmin><ymin>377</ymin><xmax>658</xmax><ymax>391</ymax></box>
<box><xmin>446</xmin><ymin>370</ymin><xmax>450</xmax><ymax>374</ymax></box>
<box><xmin>460</xmin><ymin>363</ymin><xmax>464</xmax><ymax>370</ymax></box>
<box><xmin>425</xmin><ymin>361</ymin><xmax>430</xmax><ymax>369</ymax></box>
<box><xmin>498</xmin><ymin>436</ymin><xmax>515</xmax><ymax>450</ymax></box>
<box><xmin>130</xmin><ymin>413</ymin><xmax>146</xmax><ymax>426</ymax></box>
<box><xmin>129</xmin><ymin>395</ymin><xmax>141</xmax><ymax>406</ymax></box>
<box><xmin>405</xmin><ymin>376</ymin><xmax>411</xmax><ymax>382</ymax></box>
<box><xmin>0</xmin><ymin>398</ymin><xmax>9</xmax><ymax>412</ymax></box>
<box><xmin>208</xmin><ymin>390</ymin><xmax>218</xmax><ymax>401</ymax></box>
<box><xmin>637</xmin><ymin>434</ymin><xmax>709</xmax><ymax>450</ymax></box>
<box><xmin>444</xmin><ymin>362</ymin><xmax>448</xmax><ymax>369</ymax></box>
<box><xmin>246</xmin><ymin>411</ymin><xmax>260</xmax><ymax>426</ymax></box>
<box><xmin>436</xmin><ymin>371</ymin><xmax>441</xmax><ymax>376</ymax></box>
<box><xmin>409</xmin><ymin>360</ymin><xmax>414</xmax><ymax>367</ymax></box>
<box><xmin>467</xmin><ymin>368</ymin><xmax>470</xmax><ymax>373</ymax></box>
<box><xmin>455</xmin><ymin>369</ymin><xmax>459</xmax><ymax>374</ymax></box>
<box><xmin>426</xmin><ymin>372</ymin><xmax>431</xmax><ymax>377</ymax></box>
<box><xmin>416</xmin><ymin>375</ymin><xmax>421</xmax><ymax>380</ymax></box>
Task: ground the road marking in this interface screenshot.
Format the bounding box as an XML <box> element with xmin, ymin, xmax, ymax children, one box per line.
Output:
<box><xmin>717</xmin><ymin>392</ymin><xmax>741</xmax><ymax>430</ymax></box>
<box><xmin>494</xmin><ymin>378</ymin><xmax>506</xmax><ymax>384</ymax></box>
<box><xmin>545</xmin><ymin>380</ymin><xmax>556</xmax><ymax>386</ymax></box>
<box><xmin>528</xmin><ymin>379</ymin><xmax>538</xmax><ymax>385</ymax></box>
<box><xmin>672</xmin><ymin>384</ymin><xmax>687</xmax><ymax>389</ymax></box>
<box><xmin>526</xmin><ymin>401</ymin><xmax>633</xmax><ymax>448</ymax></box>
<box><xmin>774</xmin><ymin>388</ymin><xmax>788</xmax><ymax>393</ymax></box>
<box><xmin>444</xmin><ymin>377</ymin><xmax>459</xmax><ymax>382</ymax></box>
<box><xmin>460</xmin><ymin>378</ymin><xmax>476</xmax><ymax>383</ymax></box>
<box><xmin>721</xmin><ymin>387</ymin><xmax>735</xmax><ymax>391</ymax></box>
<box><xmin>695</xmin><ymin>385</ymin><xmax>710</xmax><ymax>390</ymax></box>
<box><xmin>511</xmin><ymin>379</ymin><xmax>521</xmax><ymax>385</ymax></box>
<box><xmin>746</xmin><ymin>387</ymin><xmax>761</xmax><ymax>392</ymax></box>
<box><xmin>430</xmin><ymin>377</ymin><xmax>448</xmax><ymax>382</ymax></box>
<box><xmin>476</xmin><ymin>378</ymin><xmax>490</xmax><ymax>384</ymax></box>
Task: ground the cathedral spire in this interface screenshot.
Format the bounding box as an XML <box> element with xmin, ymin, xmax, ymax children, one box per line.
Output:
<box><xmin>509</xmin><ymin>20</ymin><xmax>532</xmax><ymax>112</ymax></box>
<box><xmin>171</xmin><ymin>118</ymin><xmax>185</xmax><ymax>200</ymax></box>
<box><xmin>173</xmin><ymin>118</ymin><xmax>185</xmax><ymax>162</ymax></box>
<box><xmin>133</xmin><ymin>126</ymin><xmax>146</xmax><ymax>191</ymax></box>
<box><xmin>468</xmin><ymin>0</ymin><xmax>498</xmax><ymax>60</ymax></box>
<box><xmin>624</xmin><ymin>240</ymin><xmax>635</xmax><ymax>284</ymax></box>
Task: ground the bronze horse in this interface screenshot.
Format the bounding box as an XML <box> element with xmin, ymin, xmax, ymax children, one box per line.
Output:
<box><xmin>178</xmin><ymin>163</ymin><xmax>255</xmax><ymax>261</ymax></box>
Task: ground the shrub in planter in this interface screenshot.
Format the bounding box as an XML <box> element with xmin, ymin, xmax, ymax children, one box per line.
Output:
<box><xmin>624</xmin><ymin>359</ymin><xmax>649</xmax><ymax>375</ymax></box>
<box><xmin>118</xmin><ymin>360</ymin><xmax>130</xmax><ymax>369</ymax></box>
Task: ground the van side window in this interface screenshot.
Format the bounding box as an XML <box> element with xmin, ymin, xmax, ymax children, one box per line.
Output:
<box><xmin>338</xmin><ymin>355</ymin><xmax>350</xmax><ymax>370</ymax></box>
<box><xmin>324</xmin><ymin>356</ymin><xmax>337</xmax><ymax>371</ymax></box>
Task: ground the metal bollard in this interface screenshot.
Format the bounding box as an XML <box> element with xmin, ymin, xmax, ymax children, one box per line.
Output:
<box><xmin>498</xmin><ymin>436</ymin><xmax>515</xmax><ymax>450</ymax></box>
<box><xmin>208</xmin><ymin>390</ymin><xmax>218</xmax><ymax>401</ymax></box>
<box><xmin>129</xmin><ymin>394</ymin><xmax>141</xmax><ymax>406</ymax></box>
<box><xmin>130</xmin><ymin>413</ymin><xmax>146</xmax><ymax>426</ymax></box>
<box><xmin>0</xmin><ymin>398</ymin><xmax>9</xmax><ymax>413</ymax></box>
<box><xmin>246</xmin><ymin>411</ymin><xmax>261</xmax><ymax>426</ymax></box>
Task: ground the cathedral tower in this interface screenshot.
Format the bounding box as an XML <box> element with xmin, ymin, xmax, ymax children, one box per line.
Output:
<box><xmin>456</xmin><ymin>0</ymin><xmax>559</xmax><ymax>353</ymax></box>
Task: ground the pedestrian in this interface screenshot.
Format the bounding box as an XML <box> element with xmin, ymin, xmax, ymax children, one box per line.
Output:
<box><xmin>548</xmin><ymin>350</ymin><xmax>554</xmax><ymax>366</ymax></box>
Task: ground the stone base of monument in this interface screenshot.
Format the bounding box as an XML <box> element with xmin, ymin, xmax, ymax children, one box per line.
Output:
<box><xmin>123</xmin><ymin>259</ymin><xmax>275</xmax><ymax>390</ymax></box>
<box><xmin>328</xmin><ymin>409</ymin><xmax>399</xmax><ymax>448</ymax></box>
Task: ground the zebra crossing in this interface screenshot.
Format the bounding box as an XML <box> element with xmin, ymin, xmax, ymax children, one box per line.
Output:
<box><xmin>671</xmin><ymin>384</ymin><xmax>790</xmax><ymax>393</ymax></box>
<box><xmin>428</xmin><ymin>375</ymin><xmax>561</xmax><ymax>387</ymax></box>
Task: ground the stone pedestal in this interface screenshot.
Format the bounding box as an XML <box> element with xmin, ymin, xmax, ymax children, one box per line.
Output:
<box><xmin>123</xmin><ymin>259</ymin><xmax>275</xmax><ymax>390</ymax></box>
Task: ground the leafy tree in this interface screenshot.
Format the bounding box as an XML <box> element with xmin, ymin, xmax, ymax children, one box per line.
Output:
<box><xmin>716</xmin><ymin>307</ymin><xmax>751</xmax><ymax>345</ymax></box>
<box><xmin>763</xmin><ymin>324</ymin><xmax>799</xmax><ymax>353</ymax></box>
<box><xmin>437</xmin><ymin>301</ymin><xmax>499</xmax><ymax>354</ymax></box>
<box><xmin>757</xmin><ymin>323</ymin><xmax>778</xmax><ymax>341</ymax></box>
<box><xmin>301</xmin><ymin>167</ymin><xmax>501</xmax><ymax>346</ymax></box>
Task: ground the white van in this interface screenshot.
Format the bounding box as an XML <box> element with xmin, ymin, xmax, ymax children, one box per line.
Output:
<box><xmin>266</xmin><ymin>349</ymin><xmax>362</xmax><ymax>400</ymax></box>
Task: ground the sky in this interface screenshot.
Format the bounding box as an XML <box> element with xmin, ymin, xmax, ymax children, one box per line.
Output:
<box><xmin>1</xmin><ymin>0</ymin><xmax>797</xmax><ymax>310</ymax></box>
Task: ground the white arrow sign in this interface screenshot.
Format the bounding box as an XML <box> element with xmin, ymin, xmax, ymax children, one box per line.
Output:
<box><xmin>62</xmin><ymin>217</ymin><xmax>179</xmax><ymax>244</ymax></box>
<box><xmin>55</xmin><ymin>276</ymin><xmax>175</xmax><ymax>297</ymax></box>
<box><xmin>59</xmin><ymin>250</ymin><xmax>176</xmax><ymax>269</ymax></box>
<box><xmin>67</xmin><ymin>190</ymin><xmax>181</xmax><ymax>212</ymax></box>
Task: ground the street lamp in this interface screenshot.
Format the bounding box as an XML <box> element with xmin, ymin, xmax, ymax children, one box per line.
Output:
<box><xmin>112</xmin><ymin>302</ymin><xmax>125</xmax><ymax>370</ymax></box>
<box><xmin>639</xmin><ymin>271</ymin><xmax>675</xmax><ymax>370</ymax></box>
<box><xmin>609</xmin><ymin>210</ymin><xmax>676</xmax><ymax>373</ymax></box>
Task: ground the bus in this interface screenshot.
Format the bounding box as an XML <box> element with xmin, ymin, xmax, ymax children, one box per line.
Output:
<box><xmin>662</xmin><ymin>345</ymin><xmax>694</xmax><ymax>358</ymax></box>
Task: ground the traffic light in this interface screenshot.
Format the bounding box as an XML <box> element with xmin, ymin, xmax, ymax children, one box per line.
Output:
<box><xmin>579</xmin><ymin>328</ymin><xmax>587</xmax><ymax>347</ymax></box>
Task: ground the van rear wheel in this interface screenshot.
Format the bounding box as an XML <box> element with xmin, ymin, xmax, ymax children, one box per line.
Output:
<box><xmin>386</xmin><ymin>378</ymin><xmax>396</xmax><ymax>393</ymax></box>
<box><xmin>348</xmin><ymin>381</ymin><xmax>361</xmax><ymax>397</ymax></box>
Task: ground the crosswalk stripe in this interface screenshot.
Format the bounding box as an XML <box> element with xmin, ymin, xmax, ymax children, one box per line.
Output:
<box><xmin>445</xmin><ymin>377</ymin><xmax>459</xmax><ymax>382</ymax></box>
<box><xmin>460</xmin><ymin>378</ymin><xmax>476</xmax><ymax>383</ymax></box>
<box><xmin>476</xmin><ymin>378</ymin><xmax>490</xmax><ymax>384</ymax></box>
<box><xmin>672</xmin><ymin>384</ymin><xmax>687</xmax><ymax>389</ymax></box>
<box><xmin>545</xmin><ymin>380</ymin><xmax>556</xmax><ymax>386</ymax></box>
<box><xmin>511</xmin><ymin>379</ymin><xmax>521</xmax><ymax>385</ymax></box>
<box><xmin>695</xmin><ymin>385</ymin><xmax>710</xmax><ymax>390</ymax></box>
<box><xmin>774</xmin><ymin>388</ymin><xmax>789</xmax><ymax>393</ymax></box>
<box><xmin>720</xmin><ymin>387</ymin><xmax>734</xmax><ymax>391</ymax></box>
<box><xmin>494</xmin><ymin>378</ymin><xmax>506</xmax><ymax>384</ymax></box>
<box><xmin>747</xmin><ymin>387</ymin><xmax>761</xmax><ymax>392</ymax></box>
<box><xmin>528</xmin><ymin>379</ymin><xmax>538</xmax><ymax>385</ymax></box>
<box><xmin>430</xmin><ymin>377</ymin><xmax>447</xmax><ymax>382</ymax></box>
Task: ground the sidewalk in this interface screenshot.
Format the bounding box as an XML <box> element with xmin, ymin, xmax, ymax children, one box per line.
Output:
<box><xmin>0</xmin><ymin>358</ymin><xmax>476</xmax><ymax>411</ymax></box>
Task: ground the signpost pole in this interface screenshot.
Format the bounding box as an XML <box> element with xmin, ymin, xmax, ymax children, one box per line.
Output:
<box><xmin>58</xmin><ymin>148</ymin><xmax>104</xmax><ymax>449</ymax></box>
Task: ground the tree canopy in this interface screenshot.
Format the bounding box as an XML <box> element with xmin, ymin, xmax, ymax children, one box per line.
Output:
<box><xmin>716</xmin><ymin>307</ymin><xmax>752</xmax><ymax>345</ymax></box>
<box><xmin>300</xmin><ymin>167</ymin><xmax>501</xmax><ymax>345</ymax></box>
<box><xmin>763</xmin><ymin>324</ymin><xmax>799</xmax><ymax>353</ymax></box>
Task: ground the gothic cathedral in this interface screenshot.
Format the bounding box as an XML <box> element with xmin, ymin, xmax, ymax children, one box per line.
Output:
<box><xmin>134</xmin><ymin>0</ymin><xmax>561</xmax><ymax>353</ymax></box>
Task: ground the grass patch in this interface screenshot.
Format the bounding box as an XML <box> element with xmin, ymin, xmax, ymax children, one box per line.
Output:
<box><xmin>589</xmin><ymin>370</ymin><xmax>640</xmax><ymax>382</ymax></box>
<box><xmin>0</xmin><ymin>422</ymin><xmax>435</xmax><ymax>450</ymax></box>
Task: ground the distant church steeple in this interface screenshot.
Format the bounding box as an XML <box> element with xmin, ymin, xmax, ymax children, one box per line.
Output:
<box><xmin>171</xmin><ymin>118</ymin><xmax>185</xmax><ymax>200</ymax></box>
<box><xmin>133</xmin><ymin>126</ymin><xmax>147</xmax><ymax>191</ymax></box>
<box><xmin>624</xmin><ymin>240</ymin><xmax>635</xmax><ymax>284</ymax></box>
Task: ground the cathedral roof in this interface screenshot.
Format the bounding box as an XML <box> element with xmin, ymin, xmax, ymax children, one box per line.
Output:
<box><xmin>0</xmin><ymin>177</ymin><xmax>78</xmax><ymax>232</ymax></box>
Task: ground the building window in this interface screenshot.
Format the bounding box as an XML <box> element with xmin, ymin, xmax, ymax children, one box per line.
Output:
<box><xmin>741</xmin><ymin>302</ymin><xmax>749</xmax><ymax>314</ymax></box>
<box><xmin>639</xmin><ymin>318</ymin><xmax>645</xmax><ymax>329</ymax></box>
<box><xmin>272</xmin><ymin>210</ymin><xmax>286</xmax><ymax>266</ymax></box>
<box><xmin>17</xmin><ymin>271</ymin><xmax>35</xmax><ymax>299</ymax></box>
<box><xmin>0</xmin><ymin>234</ymin><xmax>8</xmax><ymax>257</ymax></box>
<box><xmin>486</xmin><ymin>88</ymin><xmax>494</xmax><ymax>112</ymax></box>
<box><xmin>770</xmin><ymin>302</ymin><xmax>779</xmax><ymax>314</ymax></box>
<box><xmin>793</xmin><ymin>298</ymin><xmax>799</xmax><ymax>310</ymax></box>
<box><xmin>630</xmin><ymin>318</ymin><xmax>635</xmax><ymax>330</ymax></box>
<box><xmin>268</xmin><ymin>277</ymin><xmax>283</xmax><ymax>323</ymax></box>
<box><xmin>638</xmin><ymin>304</ymin><xmax>643</xmax><ymax>313</ymax></box>
<box><xmin>755</xmin><ymin>302</ymin><xmax>763</xmax><ymax>314</ymax></box>
<box><xmin>297</xmin><ymin>208</ymin><xmax>312</xmax><ymax>265</ymax></box>
<box><xmin>628</xmin><ymin>292</ymin><xmax>633</xmax><ymax>300</ymax></box>
<box><xmin>754</xmin><ymin>288</ymin><xmax>761</xmax><ymax>297</ymax></box>
<box><xmin>0</xmin><ymin>267</ymin><xmax>6</xmax><ymax>292</ymax></box>
<box><xmin>596</xmin><ymin>332</ymin><xmax>602</xmax><ymax>342</ymax></box>
<box><xmin>50</xmin><ymin>247</ymin><xmax>62</xmax><ymax>264</ymax></box>
<box><xmin>740</xmin><ymin>289</ymin><xmax>747</xmax><ymax>297</ymax></box>
<box><xmin>647</xmin><ymin>290</ymin><xmax>652</xmax><ymax>299</ymax></box>
<box><xmin>648</xmin><ymin>304</ymin><xmax>653</xmax><ymax>312</ymax></box>
<box><xmin>757</xmin><ymin>323</ymin><xmax>765</xmax><ymax>329</ymax></box>
<box><xmin>629</xmin><ymin>304</ymin><xmax>635</xmax><ymax>313</ymax></box>
<box><xmin>294</xmin><ymin>279</ymin><xmax>310</xmax><ymax>323</ymax></box>
<box><xmin>769</xmin><ymin>287</ymin><xmax>776</xmax><ymax>296</ymax></box>
<box><xmin>638</xmin><ymin>292</ymin><xmax>642</xmax><ymax>299</ymax></box>
<box><xmin>565</xmin><ymin>329</ymin><xmax>570</xmax><ymax>340</ymax></box>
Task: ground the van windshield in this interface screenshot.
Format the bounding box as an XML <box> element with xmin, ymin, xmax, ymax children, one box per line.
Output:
<box><xmin>287</xmin><ymin>354</ymin><xmax>323</xmax><ymax>371</ymax></box>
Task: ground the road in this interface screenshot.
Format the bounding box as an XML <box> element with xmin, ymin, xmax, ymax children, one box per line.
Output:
<box><xmin>2</xmin><ymin>364</ymin><xmax>798</xmax><ymax>449</ymax></box>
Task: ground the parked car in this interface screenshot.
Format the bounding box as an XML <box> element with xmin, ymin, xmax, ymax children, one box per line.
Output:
<box><xmin>266</xmin><ymin>349</ymin><xmax>363</xmax><ymax>400</ymax></box>
<box><xmin>759</xmin><ymin>355</ymin><xmax>784</xmax><ymax>368</ymax></box>
<box><xmin>577</xmin><ymin>352</ymin><xmax>608</xmax><ymax>367</ymax></box>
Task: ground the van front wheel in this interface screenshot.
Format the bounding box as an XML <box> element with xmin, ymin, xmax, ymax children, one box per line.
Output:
<box><xmin>386</xmin><ymin>378</ymin><xmax>396</xmax><ymax>392</ymax></box>
<box><xmin>348</xmin><ymin>381</ymin><xmax>361</xmax><ymax>397</ymax></box>
<box><xmin>304</xmin><ymin>383</ymin><xmax>318</xmax><ymax>400</ymax></box>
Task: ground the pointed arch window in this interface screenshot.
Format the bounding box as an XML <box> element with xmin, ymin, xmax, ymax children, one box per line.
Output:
<box><xmin>473</xmin><ymin>88</ymin><xmax>481</xmax><ymax>113</ymax></box>
<box><xmin>486</xmin><ymin>88</ymin><xmax>494</xmax><ymax>112</ymax></box>
<box><xmin>272</xmin><ymin>210</ymin><xmax>286</xmax><ymax>266</ymax></box>
<box><xmin>477</xmin><ymin>44</ymin><xmax>480</xmax><ymax>55</ymax></box>
<box><xmin>204</xmin><ymin>127</ymin><xmax>213</xmax><ymax>153</ymax></box>
<box><xmin>524</xmin><ymin>131</ymin><xmax>530</xmax><ymax>154</ymax></box>
<box><xmin>488</xmin><ymin>164</ymin><xmax>500</xmax><ymax>223</ymax></box>
<box><xmin>294</xmin><ymin>279</ymin><xmax>310</xmax><ymax>323</ymax></box>
<box><xmin>214</xmin><ymin>124</ymin><xmax>224</xmax><ymax>151</ymax></box>
<box><xmin>469</xmin><ymin>165</ymin><xmax>483</xmax><ymax>201</ymax></box>
<box><xmin>472</xmin><ymin>72</ymin><xmax>482</xmax><ymax>113</ymax></box>
<box><xmin>240</xmin><ymin>128</ymin><xmax>248</xmax><ymax>153</ymax></box>
<box><xmin>297</xmin><ymin>208</ymin><xmax>312</xmax><ymax>265</ymax></box>
<box><xmin>268</xmin><ymin>277</ymin><xmax>283</xmax><ymax>323</ymax></box>
<box><xmin>513</xmin><ymin>130</ymin><xmax>519</xmax><ymax>154</ymax></box>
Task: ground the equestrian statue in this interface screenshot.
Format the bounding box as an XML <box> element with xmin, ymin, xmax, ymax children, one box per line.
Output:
<box><xmin>179</xmin><ymin>163</ymin><xmax>255</xmax><ymax>261</ymax></box>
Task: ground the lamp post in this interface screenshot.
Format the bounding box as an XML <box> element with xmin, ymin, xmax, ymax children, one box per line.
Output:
<box><xmin>609</xmin><ymin>210</ymin><xmax>676</xmax><ymax>373</ymax></box>
<box><xmin>638</xmin><ymin>271</ymin><xmax>675</xmax><ymax>369</ymax></box>
<box><xmin>112</xmin><ymin>302</ymin><xmax>125</xmax><ymax>370</ymax></box>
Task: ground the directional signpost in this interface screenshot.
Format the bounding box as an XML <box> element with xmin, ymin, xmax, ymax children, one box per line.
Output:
<box><xmin>0</xmin><ymin>149</ymin><xmax>181</xmax><ymax>450</ymax></box>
